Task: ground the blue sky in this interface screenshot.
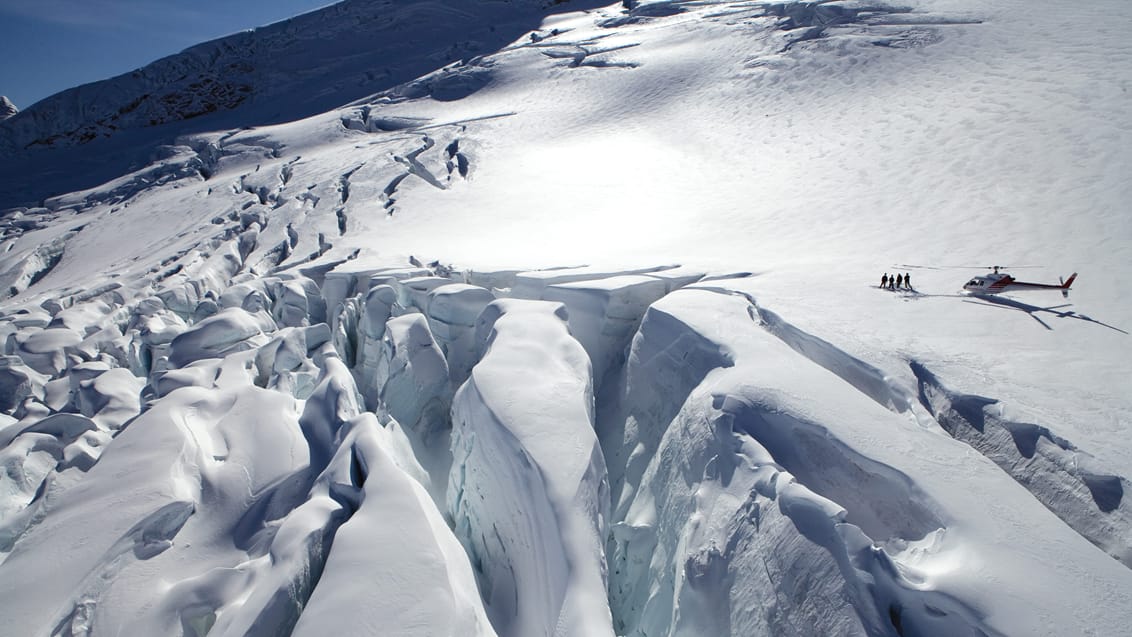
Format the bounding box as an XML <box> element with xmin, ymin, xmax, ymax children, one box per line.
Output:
<box><xmin>0</xmin><ymin>0</ymin><xmax>333</xmax><ymax>110</ymax></box>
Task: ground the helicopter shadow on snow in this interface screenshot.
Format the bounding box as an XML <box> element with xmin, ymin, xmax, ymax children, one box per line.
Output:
<box><xmin>963</xmin><ymin>294</ymin><xmax>1129</xmax><ymax>334</ymax></box>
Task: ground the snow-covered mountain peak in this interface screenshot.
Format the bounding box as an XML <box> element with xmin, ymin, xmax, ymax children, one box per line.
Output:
<box><xmin>0</xmin><ymin>96</ymin><xmax>16</xmax><ymax>122</ymax></box>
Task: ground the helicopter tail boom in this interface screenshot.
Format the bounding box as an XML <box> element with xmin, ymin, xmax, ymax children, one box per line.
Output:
<box><xmin>1059</xmin><ymin>273</ymin><xmax>1077</xmax><ymax>298</ymax></box>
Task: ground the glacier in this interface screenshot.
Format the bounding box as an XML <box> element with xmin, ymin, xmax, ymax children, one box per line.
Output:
<box><xmin>1</xmin><ymin>0</ymin><xmax>1131</xmax><ymax>636</ymax></box>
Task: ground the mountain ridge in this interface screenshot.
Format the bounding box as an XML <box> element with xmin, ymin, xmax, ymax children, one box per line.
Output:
<box><xmin>0</xmin><ymin>0</ymin><xmax>603</xmax><ymax>209</ymax></box>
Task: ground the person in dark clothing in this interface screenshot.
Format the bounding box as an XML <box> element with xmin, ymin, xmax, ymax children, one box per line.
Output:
<box><xmin>888</xmin><ymin>275</ymin><xmax>896</xmax><ymax>290</ymax></box>
<box><xmin>881</xmin><ymin>273</ymin><xmax>889</xmax><ymax>289</ymax></box>
<box><xmin>896</xmin><ymin>273</ymin><xmax>904</xmax><ymax>289</ymax></box>
<box><xmin>904</xmin><ymin>273</ymin><xmax>912</xmax><ymax>290</ymax></box>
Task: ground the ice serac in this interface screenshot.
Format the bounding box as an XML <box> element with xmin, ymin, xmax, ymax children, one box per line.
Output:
<box><xmin>375</xmin><ymin>312</ymin><xmax>453</xmax><ymax>502</ymax></box>
<box><xmin>426</xmin><ymin>282</ymin><xmax>495</xmax><ymax>385</ymax></box>
<box><xmin>0</xmin><ymin>354</ymin><xmax>48</xmax><ymax>412</ymax></box>
<box><xmin>354</xmin><ymin>284</ymin><xmax>396</xmax><ymax>406</ymax></box>
<box><xmin>449</xmin><ymin>298</ymin><xmax>614</xmax><ymax>637</ymax></box>
<box><xmin>292</xmin><ymin>416</ymin><xmax>497</xmax><ymax>637</ymax></box>
<box><xmin>168</xmin><ymin>306</ymin><xmax>278</xmax><ymax>368</ymax></box>
<box><xmin>300</xmin><ymin>352</ymin><xmax>362</xmax><ymax>474</ymax></box>
<box><xmin>0</xmin><ymin>380</ymin><xmax>307</xmax><ymax>636</ymax></box>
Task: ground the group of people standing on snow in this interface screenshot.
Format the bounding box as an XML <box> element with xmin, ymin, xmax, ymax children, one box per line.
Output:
<box><xmin>881</xmin><ymin>272</ymin><xmax>912</xmax><ymax>291</ymax></box>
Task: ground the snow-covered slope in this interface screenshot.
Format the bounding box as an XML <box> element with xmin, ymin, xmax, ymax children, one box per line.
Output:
<box><xmin>1</xmin><ymin>0</ymin><xmax>1131</xmax><ymax>635</ymax></box>
<box><xmin>0</xmin><ymin>0</ymin><xmax>607</xmax><ymax>207</ymax></box>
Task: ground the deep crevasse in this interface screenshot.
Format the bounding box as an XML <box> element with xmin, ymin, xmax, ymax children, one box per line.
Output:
<box><xmin>0</xmin><ymin>257</ymin><xmax>1131</xmax><ymax>637</ymax></box>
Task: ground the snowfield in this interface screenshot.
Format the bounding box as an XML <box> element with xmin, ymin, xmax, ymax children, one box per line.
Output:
<box><xmin>1</xmin><ymin>0</ymin><xmax>1130</xmax><ymax>635</ymax></box>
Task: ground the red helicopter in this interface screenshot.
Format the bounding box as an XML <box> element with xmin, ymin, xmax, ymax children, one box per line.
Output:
<box><xmin>962</xmin><ymin>266</ymin><xmax>1077</xmax><ymax>298</ymax></box>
